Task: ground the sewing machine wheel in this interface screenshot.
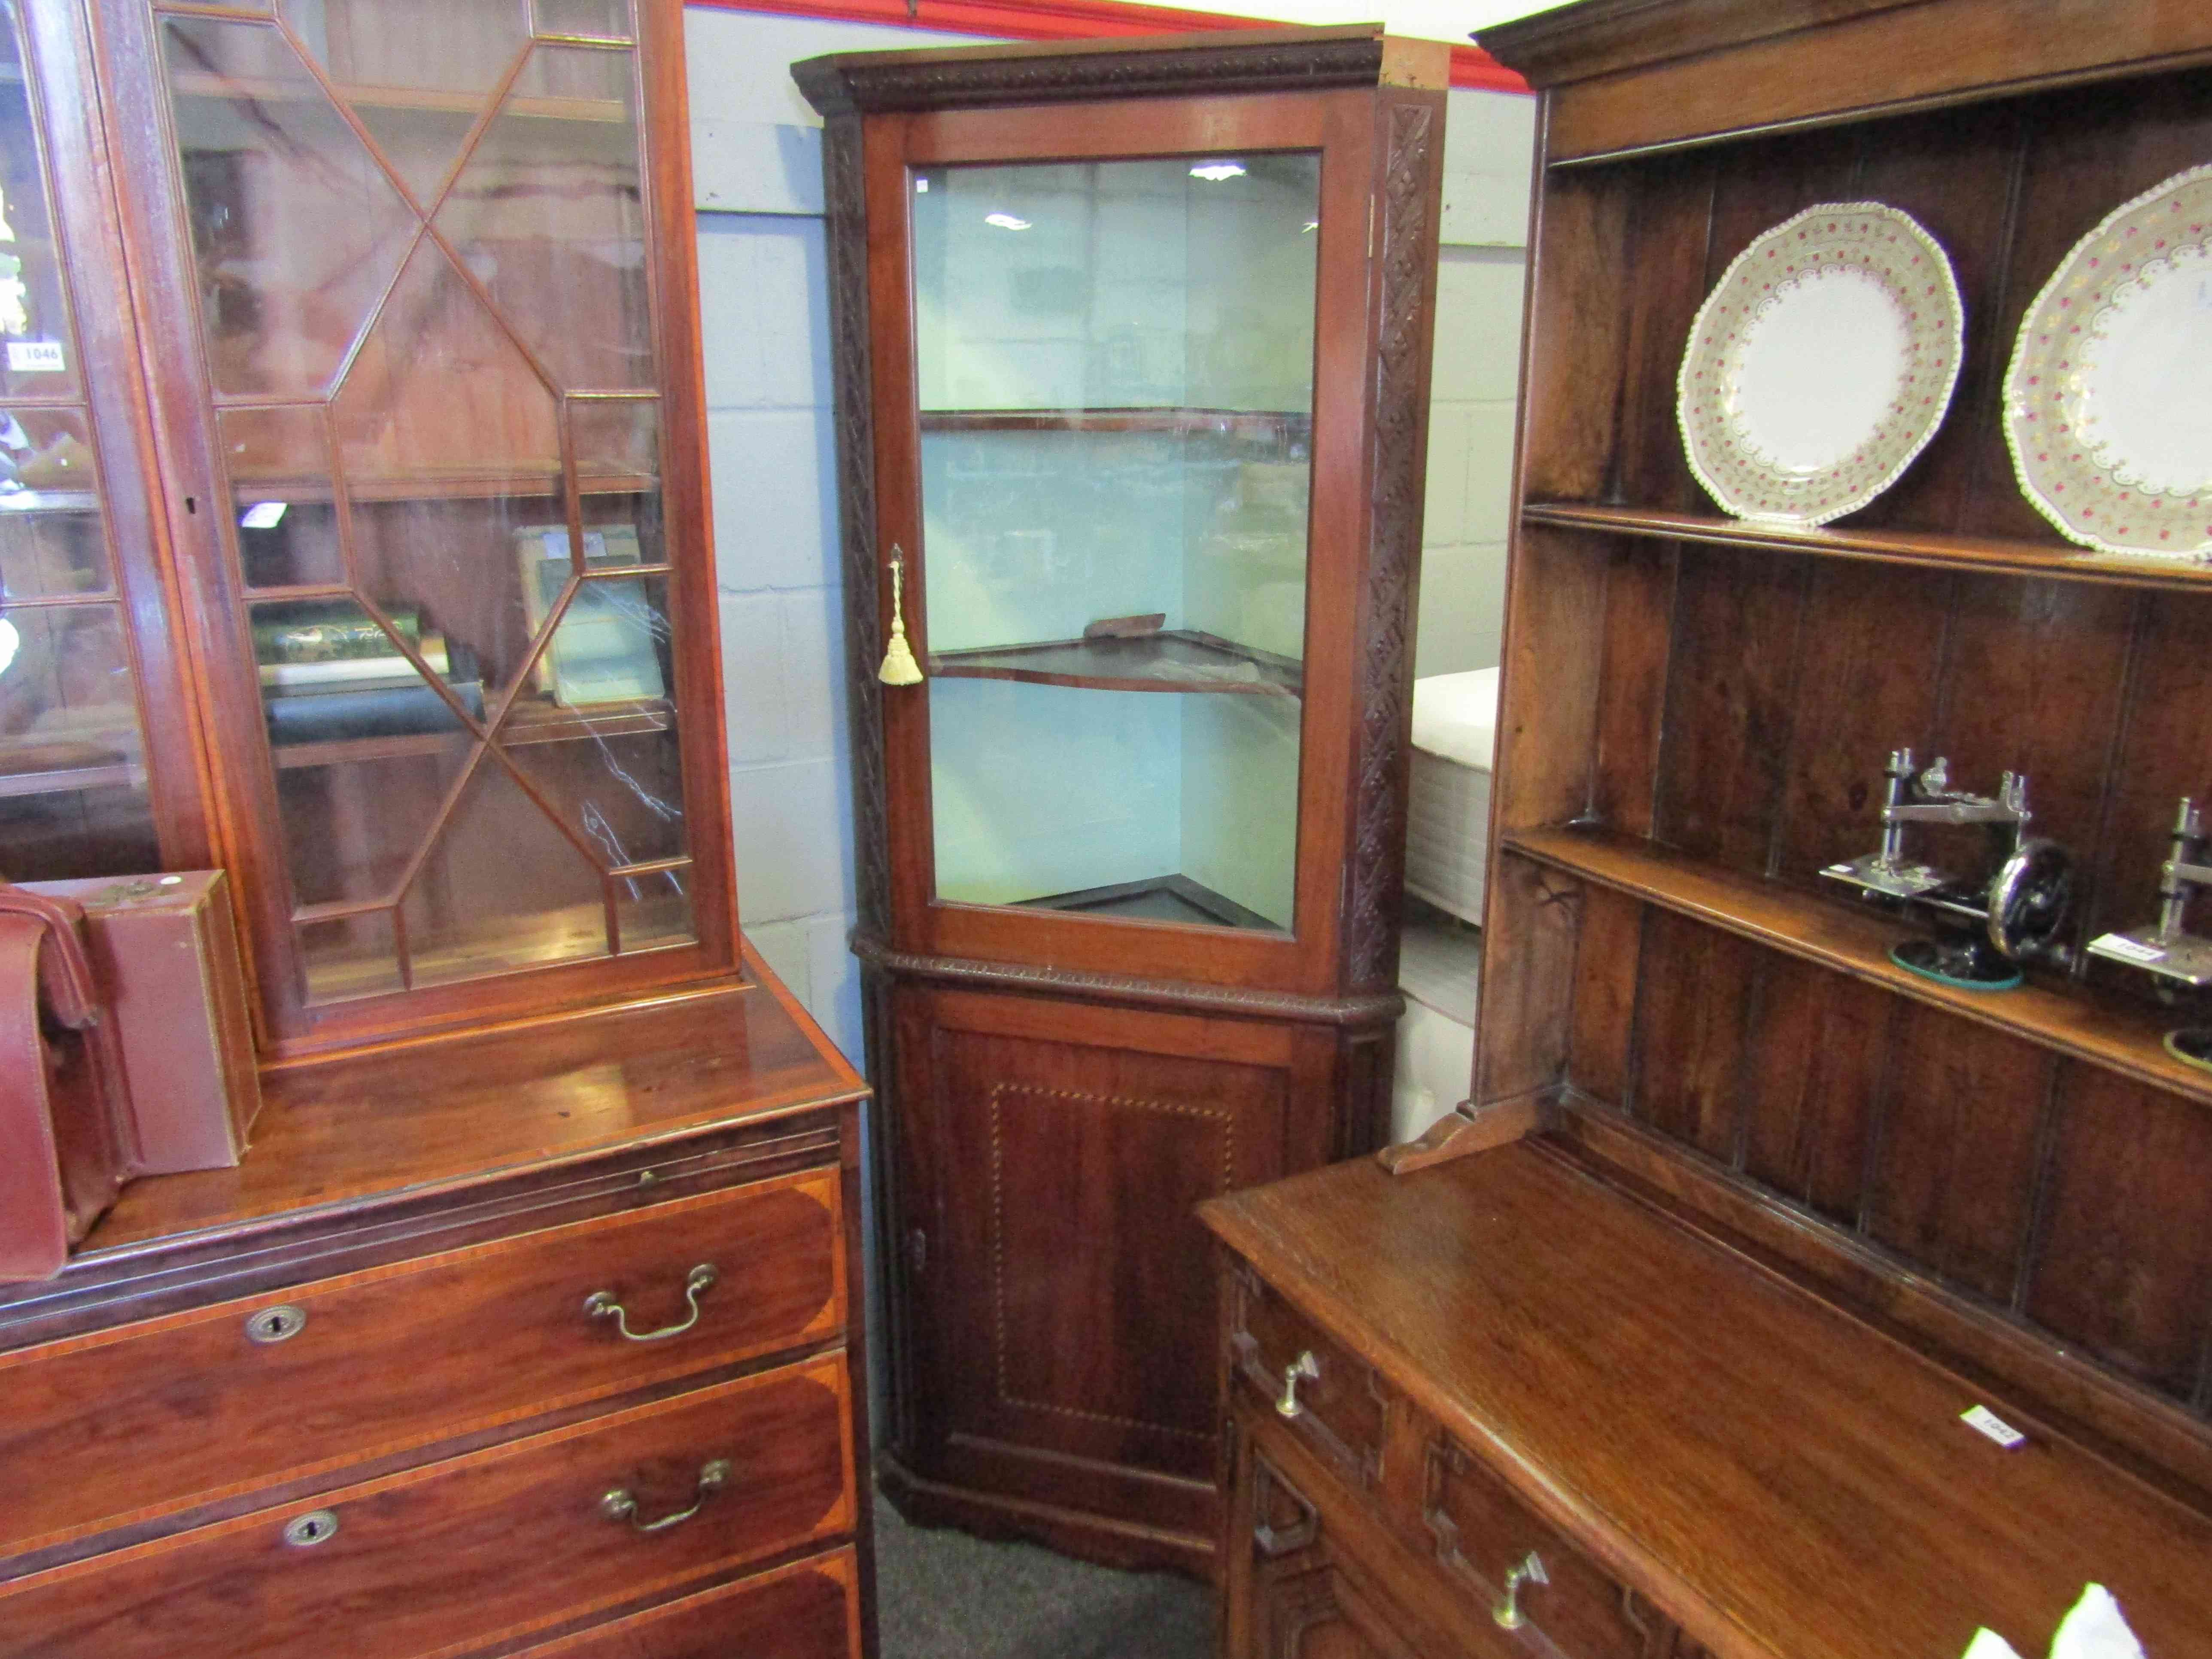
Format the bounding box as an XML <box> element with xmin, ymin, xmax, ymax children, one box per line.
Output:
<box><xmin>2163</xmin><ymin>1028</ymin><xmax>2212</xmax><ymax>1075</ymax></box>
<box><xmin>1988</xmin><ymin>836</ymin><xmax>2074</xmax><ymax>963</ymax></box>
<box><xmin>1890</xmin><ymin>936</ymin><xmax>2023</xmax><ymax>991</ymax></box>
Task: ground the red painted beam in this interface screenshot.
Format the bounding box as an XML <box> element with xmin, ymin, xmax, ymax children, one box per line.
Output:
<box><xmin>689</xmin><ymin>0</ymin><xmax>1531</xmax><ymax>92</ymax></box>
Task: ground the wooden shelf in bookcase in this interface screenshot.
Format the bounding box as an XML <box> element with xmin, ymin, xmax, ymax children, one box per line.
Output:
<box><xmin>267</xmin><ymin>697</ymin><xmax>673</xmax><ymax>769</ymax></box>
<box><xmin>0</xmin><ymin>488</ymin><xmax>97</xmax><ymax>514</ymax></box>
<box><xmin>1504</xmin><ymin>824</ymin><xmax>2212</xmax><ymax>1112</ymax></box>
<box><xmin>0</xmin><ymin>761</ymin><xmax>140</xmax><ymax>799</ymax></box>
<box><xmin>229</xmin><ymin>469</ymin><xmax>656</xmax><ymax>505</ymax></box>
<box><xmin>1523</xmin><ymin>502</ymin><xmax>2212</xmax><ymax>590</ymax></box>
<box><xmin>166</xmin><ymin>72</ymin><xmax>627</xmax><ymax>124</ymax></box>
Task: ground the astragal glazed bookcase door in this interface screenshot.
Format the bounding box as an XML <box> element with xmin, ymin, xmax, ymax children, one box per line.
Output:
<box><xmin>98</xmin><ymin>0</ymin><xmax>733</xmax><ymax>1053</ymax></box>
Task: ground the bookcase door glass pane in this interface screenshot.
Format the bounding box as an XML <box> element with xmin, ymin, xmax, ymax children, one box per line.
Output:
<box><xmin>912</xmin><ymin>154</ymin><xmax>1319</xmax><ymax>933</ymax></box>
<box><xmin>161</xmin><ymin>1</ymin><xmax>693</xmax><ymax>1001</ymax></box>
<box><xmin>0</xmin><ymin>2</ymin><xmax>157</xmax><ymax>881</ymax></box>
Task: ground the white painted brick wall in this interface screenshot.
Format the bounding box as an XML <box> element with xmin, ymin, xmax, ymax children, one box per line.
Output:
<box><xmin>1419</xmin><ymin>88</ymin><xmax>1534</xmax><ymax>678</ymax></box>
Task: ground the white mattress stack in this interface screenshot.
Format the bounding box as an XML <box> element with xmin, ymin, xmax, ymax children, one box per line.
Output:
<box><xmin>1404</xmin><ymin>667</ymin><xmax>1498</xmax><ymax>925</ymax></box>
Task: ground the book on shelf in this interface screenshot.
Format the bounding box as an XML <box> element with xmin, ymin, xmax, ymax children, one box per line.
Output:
<box><xmin>514</xmin><ymin>524</ymin><xmax>667</xmax><ymax>708</ymax></box>
<box><xmin>263</xmin><ymin>644</ymin><xmax>483</xmax><ymax>746</ymax></box>
<box><xmin>259</xmin><ymin>634</ymin><xmax>450</xmax><ymax>694</ymax></box>
<box><xmin>253</xmin><ymin>601</ymin><xmax>423</xmax><ymax>665</ymax></box>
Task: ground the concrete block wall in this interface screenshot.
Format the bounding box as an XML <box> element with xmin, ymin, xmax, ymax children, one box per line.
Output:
<box><xmin>687</xmin><ymin>8</ymin><xmax>989</xmax><ymax>1071</ymax></box>
<box><xmin>1419</xmin><ymin>88</ymin><xmax>1534</xmax><ymax>678</ymax></box>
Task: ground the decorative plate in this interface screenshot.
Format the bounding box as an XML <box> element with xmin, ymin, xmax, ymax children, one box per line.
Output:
<box><xmin>2003</xmin><ymin>163</ymin><xmax>2212</xmax><ymax>560</ymax></box>
<box><xmin>1677</xmin><ymin>202</ymin><xmax>1963</xmax><ymax>524</ymax></box>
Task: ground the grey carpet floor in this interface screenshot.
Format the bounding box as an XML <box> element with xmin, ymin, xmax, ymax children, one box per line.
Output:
<box><xmin>872</xmin><ymin>1495</ymin><xmax>1214</xmax><ymax>1659</ymax></box>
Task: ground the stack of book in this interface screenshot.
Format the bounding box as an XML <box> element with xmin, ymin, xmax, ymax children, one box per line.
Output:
<box><xmin>256</xmin><ymin>602</ymin><xmax>483</xmax><ymax>746</ymax></box>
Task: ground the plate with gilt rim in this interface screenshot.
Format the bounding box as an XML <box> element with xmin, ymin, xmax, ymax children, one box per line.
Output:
<box><xmin>1677</xmin><ymin>201</ymin><xmax>1963</xmax><ymax>526</ymax></box>
<box><xmin>2004</xmin><ymin>162</ymin><xmax>2212</xmax><ymax>561</ymax></box>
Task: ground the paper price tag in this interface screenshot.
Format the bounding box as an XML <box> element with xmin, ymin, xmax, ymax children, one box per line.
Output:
<box><xmin>6</xmin><ymin>339</ymin><xmax>64</xmax><ymax>374</ymax></box>
<box><xmin>2091</xmin><ymin>932</ymin><xmax>2166</xmax><ymax>964</ymax></box>
<box><xmin>1961</xmin><ymin>1404</ymin><xmax>2027</xmax><ymax>1449</ymax></box>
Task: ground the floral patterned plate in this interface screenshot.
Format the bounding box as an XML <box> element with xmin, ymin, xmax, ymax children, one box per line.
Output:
<box><xmin>1678</xmin><ymin>202</ymin><xmax>1963</xmax><ymax>525</ymax></box>
<box><xmin>2004</xmin><ymin>163</ymin><xmax>2212</xmax><ymax>561</ymax></box>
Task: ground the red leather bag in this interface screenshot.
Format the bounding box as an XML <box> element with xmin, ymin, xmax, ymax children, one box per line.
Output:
<box><xmin>0</xmin><ymin>885</ymin><xmax>135</xmax><ymax>1281</ymax></box>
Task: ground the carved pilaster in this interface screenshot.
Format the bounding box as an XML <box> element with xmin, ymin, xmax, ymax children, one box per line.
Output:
<box><xmin>1347</xmin><ymin>94</ymin><xmax>1445</xmax><ymax>991</ymax></box>
<box><xmin>818</xmin><ymin>112</ymin><xmax>891</xmax><ymax>940</ymax></box>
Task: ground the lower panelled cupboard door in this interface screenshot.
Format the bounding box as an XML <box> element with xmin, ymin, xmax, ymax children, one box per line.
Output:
<box><xmin>0</xmin><ymin>1355</ymin><xmax>854</xmax><ymax>1659</ymax></box>
<box><xmin>510</xmin><ymin>1548</ymin><xmax>861</xmax><ymax>1659</ymax></box>
<box><xmin>895</xmin><ymin>988</ymin><xmax>1323</xmax><ymax>1529</ymax></box>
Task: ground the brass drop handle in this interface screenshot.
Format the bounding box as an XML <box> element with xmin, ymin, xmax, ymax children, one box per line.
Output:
<box><xmin>583</xmin><ymin>1263</ymin><xmax>717</xmax><ymax>1342</ymax></box>
<box><xmin>1493</xmin><ymin>1550</ymin><xmax>1549</xmax><ymax>1629</ymax></box>
<box><xmin>1276</xmin><ymin>1350</ymin><xmax>1321</xmax><ymax>1418</ymax></box>
<box><xmin>601</xmin><ymin>1458</ymin><xmax>732</xmax><ymax>1534</ymax></box>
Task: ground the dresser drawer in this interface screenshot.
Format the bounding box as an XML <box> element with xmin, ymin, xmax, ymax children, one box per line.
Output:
<box><xmin>0</xmin><ymin>1354</ymin><xmax>855</xmax><ymax>1659</ymax></box>
<box><xmin>1426</xmin><ymin>1437</ymin><xmax>1655</xmax><ymax>1659</ymax></box>
<box><xmin>1228</xmin><ymin>1270</ymin><xmax>1385</xmax><ymax>1487</ymax></box>
<box><xmin>513</xmin><ymin>1548</ymin><xmax>860</xmax><ymax>1659</ymax></box>
<box><xmin>0</xmin><ymin>1166</ymin><xmax>845</xmax><ymax>1557</ymax></box>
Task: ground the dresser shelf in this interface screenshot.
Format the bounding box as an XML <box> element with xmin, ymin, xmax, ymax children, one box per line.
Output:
<box><xmin>1522</xmin><ymin>501</ymin><xmax>2212</xmax><ymax>589</ymax></box>
<box><xmin>1504</xmin><ymin>824</ymin><xmax>2212</xmax><ymax>1114</ymax></box>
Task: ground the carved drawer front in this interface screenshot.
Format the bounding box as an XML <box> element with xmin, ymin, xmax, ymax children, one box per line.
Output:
<box><xmin>510</xmin><ymin>1547</ymin><xmax>860</xmax><ymax>1659</ymax></box>
<box><xmin>0</xmin><ymin>1354</ymin><xmax>855</xmax><ymax>1659</ymax></box>
<box><xmin>1230</xmin><ymin>1271</ymin><xmax>1387</xmax><ymax>1488</ymax></box>
<box><xmin>0</xmin><ymin>1166</ymin><xmax>845</xmax><ymax>1559</ymax></box>
<box><xmin>1426</xmin><ymin>1437</ymin><xmax>1659</xmax><ymax>1659</ymax></box>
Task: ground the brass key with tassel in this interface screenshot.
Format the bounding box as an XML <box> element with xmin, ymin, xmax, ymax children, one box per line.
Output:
<box><xmin>878</xmin><ymin>547</ymin><xmax>923</xmax><ymax>686</ymax></box>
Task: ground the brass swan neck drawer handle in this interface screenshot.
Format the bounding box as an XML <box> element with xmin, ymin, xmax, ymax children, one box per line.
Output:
<box><xmin>1276</xmin><ymin>1350</ymin><xmax>1321</xmax><ymax>1419</ymax></box>
<box><xmin>583</xmin><ymin>1263</ymin><xmax>718</xmax><ymax>1341</ymax></box>
<box><xmin>1493</xmin><ymin>1551</ymin><xmax>1549</xmax><ymax>1629</ymax></box>
<box><xmin>601</xmin><ymin>1458</ymin><xmax>733</xmax><ymax>1534</ymax></box>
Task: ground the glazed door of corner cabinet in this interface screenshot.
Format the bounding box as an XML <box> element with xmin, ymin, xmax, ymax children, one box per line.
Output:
<box><xmin>96</xmin><ymin>0</ymin><xmax>734</xmax><ymax>1047</ymax></box>
<box><xmin>866</xmin><ymin>91</ymin><xmax>1380</xmax><ymax>994</ymax></box>
<box><xmin>889</xmin><ymin>984</ymin><xmax>1335</xmax><ymax>1533</ymax></box>
<box><xmin>0</xmin><ymin>0</ymin><xmax>211</xmax><ymax>884</ymax></box>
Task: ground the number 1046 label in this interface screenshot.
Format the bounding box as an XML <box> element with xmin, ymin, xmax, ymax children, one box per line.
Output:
<box><xmin>6</xmin><ymin>339</ymin><xmax>64</xmax><ymax>373</ymax></box>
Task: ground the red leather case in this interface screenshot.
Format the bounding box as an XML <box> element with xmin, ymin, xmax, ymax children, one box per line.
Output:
<box><xmin>0</xmin><ymin>888</ymin><xmax>131</xmax><ymax>1281</ymax></box>
<box><xmin>19</xmin><ymin>872</ymin><xmax>260</xmax><ymax>1171</ymax></box>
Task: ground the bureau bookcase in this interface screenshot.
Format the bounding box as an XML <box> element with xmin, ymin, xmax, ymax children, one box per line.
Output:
<box><xmin>0</xmin><ymin>2</ymin><xmax>875</xmax><ymax>1654</ymax></box>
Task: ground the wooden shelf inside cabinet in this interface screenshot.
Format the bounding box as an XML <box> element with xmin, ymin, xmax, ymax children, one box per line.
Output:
<box><xmin>1523</xmin><ymin>503</ymin><xmax>2212</xmax><ymax>591</ymax></box>
<box><xmin>929</xmin><ymin>630</ymin><xmax>1301</xmax><ymax>697</ymax></box>
<box><xmin>165</xmin><ymin>72</ymin><xmax>627</xmax><ymax>124</ymax></box>
<box><xmin>1504</xmin><ymin>825</ymin><xmax>2212</xmax><ymax>1109</ymax></box>
<box><xmin>268</xmin><ymin>698</ymin><xmax>672</xmax><ymax>769</ymax></box>
<box><xmin>918</xmin><ymin>407</ymin><xmax>1310</xmax><ymax>441</ymax></box>
<box><xmin>229</xmin><ymin>469</ymin><xmax>656</xmax><ymax>505</ymax></box>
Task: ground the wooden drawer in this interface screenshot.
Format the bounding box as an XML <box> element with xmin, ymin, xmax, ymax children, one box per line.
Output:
<box><xmin>513</xmin><ymin>1549</ymin><xmax>860</xmax><ymax>1659</ymax></box>
<box><xmin>1425</xmin><ymin>1437</ymin><xmax>1657</xmax><ymax>1659</ymax></box>
<box><xmin>0</xmin><ymin>1166</ymin><xmax>844</xmax><ymax>1558</ymax></box>
<box><xmin>0</xmin><ymin>1354</ymin><xmax>855</xmax><ymax>1659</ymax></box>
<box><xmin>1228</xmin><ymin>1268</ymin><xmax>1385</xmax><ymax>1488</ymax></box>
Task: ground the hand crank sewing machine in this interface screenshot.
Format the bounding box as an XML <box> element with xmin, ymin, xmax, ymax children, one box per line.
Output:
<box><xmin>2087</xmin><ymin>797</ymin><xmax>2212</xmax><ymax>1073</ymax></box>
<box><xmin>1822</xmin><ymin>748</ymin><xmax>2075</xmax><ymax>991</ymax></box>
